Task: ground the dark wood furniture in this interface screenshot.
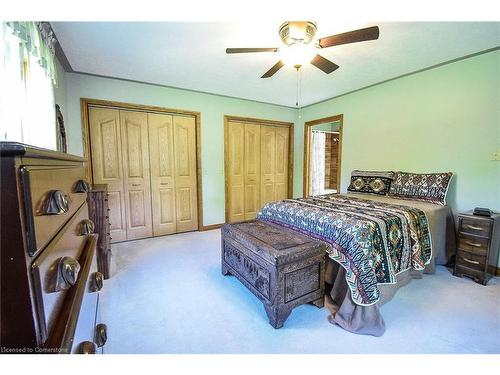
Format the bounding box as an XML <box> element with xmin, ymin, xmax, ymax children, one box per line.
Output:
<box><xmin>453</xmin><ymin>211</ymin><xmax>500</xmax><ymax>285</ymax></box>
<box><xmin>0</xmin><ymin>142</ymin><xmax>107</xmax><ymax>354</ymax></box>
<box><xmin>221</xmin><ymin>220</ymin><xmax>327</xmax><ymax>328</ymax></box>
<box><xmin>88</xmin><ymin>184</ymin><xmax>112</xmax><ymax>279</ymax></box>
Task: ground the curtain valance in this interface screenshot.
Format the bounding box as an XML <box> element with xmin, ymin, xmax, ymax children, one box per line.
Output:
<box><xmin>5</xmin><ymin>21</ymin><xmax>58</xmax><ymax>84</ymax></box>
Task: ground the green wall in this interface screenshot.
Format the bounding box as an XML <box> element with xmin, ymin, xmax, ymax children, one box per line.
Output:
<box><xmin>63</xmin><ymin>73</ymin><xmax>296</xmax><ymax>226</ymax></box>
<box><xmin>295</xmin><ymin>50</ymin><xmax>500</xmax><ymax>217</ymax></box>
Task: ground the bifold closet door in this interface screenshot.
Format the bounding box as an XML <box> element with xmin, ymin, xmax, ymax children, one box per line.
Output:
<box><xmin>274</xmin><ymin>126</ymin><xmax>289</xmax><ymax>201</ymax></box>
<box><xmin>120</xmin><ymin>110</ymin><xmax>153</xmax><ymax>240</ymax></box>
<box><xmin>260</xmin><ymin>126</ymin><xmax>277</xmax><ymax>207</ymax></box>
<box><xmin>260</xmin><ymin>126</ymin><xmax>289</xmax><ymax>207</ymax></box>
<box><xmin>225</xmin><ymin>121</ymin><xmax>245</xmax><ymax>223</ymax></box>
<box><xmin>88</xmin><ymin>107</ymin><xmax>127</xmax><ymax>242</ymax></box>
<box><xmin>243</xmin><ymin>123</ymin><xmax>261</xmax><ymax>220</ymax></box>
<box><xmin>148</xmin><ymin>113</ymin><xmax>177</xmax><ymax>236</ymax></box>
<box><xmin>173</xmin><ymin>115</ymin><xmax>198</xmax><ymax>232</ymax></box>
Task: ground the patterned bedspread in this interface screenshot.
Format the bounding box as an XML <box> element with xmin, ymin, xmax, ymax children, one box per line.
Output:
<box><xmin>256</xmin><ymin>194</ymin><xmax>432</xmax><ymax>306</ymax></box>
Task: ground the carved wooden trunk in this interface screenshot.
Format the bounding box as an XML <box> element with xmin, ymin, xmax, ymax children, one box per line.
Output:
<box><xmin>221</xmin><ymin>220</ymin><xmax>327</xmax><ymax>328</ymax></box>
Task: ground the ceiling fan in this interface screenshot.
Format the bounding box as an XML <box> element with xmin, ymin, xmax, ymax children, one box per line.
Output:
<box><xmin>226</xmin><ymin>21</ymin><xmax>380</xmax><ymax>78</ymax></box>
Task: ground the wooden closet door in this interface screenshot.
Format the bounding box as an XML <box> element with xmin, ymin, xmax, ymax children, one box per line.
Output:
<box><xmin>274</xmin><ymin>126</ymin><xmax>289</xmax><ymax>201</ymax></box>
<box><xmin>260</xmin><ymin>126</ymin><xmax>276</xmax><ymax>207</ymax></box>
<box><xmin>244</xmin><ymin>123</ymin><xmax>261</xmax><ymax>220</ymax></box>
<box><xmin>120</xmin><ymin>110</ymin><xmax>153</xmax><ymax>240</ymax></box>
<box><xmin>88</xmin><ymin>107</ymin><xmax>127</xmax><ymax>242</ymax></box>
<box><xmin>173</xmin><ymin>115</ymin><xmax>198</xmax><ymax>232</ymax></box>
<box><xmin>225</xmin><ymin>121</ymin><xmax>245</xmax><ymax>223</ymax></box>
<box><xmin>148</xmin><ymin>113</ymin><xmax>176</xmax><ymax>236</ymax></box>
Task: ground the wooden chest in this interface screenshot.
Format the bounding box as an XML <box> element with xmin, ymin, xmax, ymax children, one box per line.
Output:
<box><xmin>221</xmin><ymin>220</ymin><xmax>327</xmax><ymax>328</ymax></box>
<box><xmin>0</xmin><ymin>142</ymin><xmax>107</xmax><ymax>354</ymax></box>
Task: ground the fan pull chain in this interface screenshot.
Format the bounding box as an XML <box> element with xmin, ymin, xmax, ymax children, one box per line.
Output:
<box><xmin>295</xmin><ymin>66</ymin><xmax>302</xmax><ymax>107</ymax></box>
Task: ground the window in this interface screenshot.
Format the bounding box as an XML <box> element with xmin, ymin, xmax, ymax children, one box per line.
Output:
<box><xmin>0</xmin><ymin>22</ymin><xmax>57</xmax><ymax>150</ymax></box>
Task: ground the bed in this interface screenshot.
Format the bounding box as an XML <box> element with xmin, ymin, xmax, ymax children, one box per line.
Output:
<box><xmin>256</xmin><ymin>172</ymin><xmax>456</xmax><ymax>336</ymax></box>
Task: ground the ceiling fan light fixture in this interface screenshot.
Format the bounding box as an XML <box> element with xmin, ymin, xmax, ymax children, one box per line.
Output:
<box><xmin>280</xmin><ymin>42</ymin><xmax>316</xmax><ymax>68</ymax></box>
<box><xmin>279</xmin><ymin>21</ymin><xmax>317</xmax><ymax>46</ymax></box>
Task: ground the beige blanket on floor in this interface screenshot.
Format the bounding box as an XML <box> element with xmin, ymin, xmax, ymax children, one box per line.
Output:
<box><xmin>325</xmin><ymin>193</ymin><xmax>456</xmax><ymax>336</ymax></box>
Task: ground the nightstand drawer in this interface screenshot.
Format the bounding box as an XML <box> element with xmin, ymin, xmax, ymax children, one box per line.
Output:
<box><xmin>456</xmin><ymin>250</ymin><xmax>487</xmax><ymax>272</ymax></box>
<box><xmin>459</xmin><ymin>217</ymin><xmax>492</xmax><ymax>238</ymax></box>
<box><xmin>457</xmin><ymin>235</ymin><xmax>488</xmax><ymax>256</ymax></box>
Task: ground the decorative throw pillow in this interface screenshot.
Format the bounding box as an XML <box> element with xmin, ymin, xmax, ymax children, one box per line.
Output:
<box><xmin>388</xmin><ymin>171</ymin><xmax>453</xmax><ymax>205</ymax></box>
<box><xmin>347</xmin><ymin>170</ymin><xmax>394</xmax><ymax>195</ymax></box>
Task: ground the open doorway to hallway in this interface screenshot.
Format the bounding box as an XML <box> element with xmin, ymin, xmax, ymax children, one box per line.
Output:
<box><xmin>303</xmin><ymin>115</ymin><xmax>343</xmax><ymax>197</ymax></box>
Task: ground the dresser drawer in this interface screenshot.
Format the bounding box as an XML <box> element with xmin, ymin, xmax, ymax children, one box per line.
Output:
<box><xmin>20</xmin><ymin>164</ymin><xmax>87</xmax><ymax>256</ymax></box>
<box><xmin>455</xmin><ymin>250</ymin><xmax>487</xmax><ymax>272</ymax></box>
<box><xmin>457</xmin><ymin>235</ymin><xmax>488</xmax><ymax>256</ymax></box>
<box><xmin>459</xmin><ymin>217</ymin><xmax>492</xmax><ymax>238</ymax></box>
<box><xmin>31</xmin><ymin>202</ymin><xmax>91</xmax><ymax>344</ymax></box>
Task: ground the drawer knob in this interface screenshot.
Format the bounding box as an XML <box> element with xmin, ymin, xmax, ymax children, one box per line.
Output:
<box><xmin>91</xmin><ymin>272</ymin><xmax>104</xmax><ymax>292</ymax></box>
<box><xmin>465</xmin><ymin>240</ymin><xmax>482</xmax><ymax>248</ymax></box>
<box><xmin>78</xmin><ymin>341</ymin><xmax>96</xmax><ymax>354</ymax></box>
<box><xmin>43</xmin><ymin>190</ymin><xmax>70</xmax><ymax>215</ymax></box>
<box><xmin>465</xmin><ymin>224</ymin><xmax>483</xmax><ymax>231</ymax></box>
<box><xmin>95</xmin><ymin>323</ymin><xmax>107</xmax><ymax>347</ymax></box>
<box><xmin>74</xmin><ymin>179</ymin><xmax>91</xmax><ymax>193</ymax></box>
<box><xmin>54</xmin><ymin>256</ymin><xmax>80</xmax><ymax>292</ymax></box>
<box><xmin>462</xmin><ymin>257</ymin><xmax>480</xmax><ymax>265</ymax></box>
<box><xmin>79</xmin><ymin>219</ymin><xmax>95</xmax><ymax>235</ymax></box>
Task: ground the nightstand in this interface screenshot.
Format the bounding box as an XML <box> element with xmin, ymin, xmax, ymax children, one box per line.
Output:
<box><xmin>453</xmin><ymin>211</ymin><xmax>500</xmax><ymax>285</ymax></box>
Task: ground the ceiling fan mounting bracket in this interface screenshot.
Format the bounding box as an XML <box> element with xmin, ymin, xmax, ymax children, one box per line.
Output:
<box><xmin>279</xmin><ymin>21</ymin><xmax>317</xmax><ymax>46</ymax></box>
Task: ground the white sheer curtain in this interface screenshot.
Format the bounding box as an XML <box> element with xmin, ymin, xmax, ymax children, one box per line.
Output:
<box><xmin>0</xmin><ymin>22</ymin><xmax>56</xmax><ymax>149</ymax></box>
<box><xmin>309</xmin><ymin>131</ymin><xmax>325</xmax><ymax>196</ymax></box>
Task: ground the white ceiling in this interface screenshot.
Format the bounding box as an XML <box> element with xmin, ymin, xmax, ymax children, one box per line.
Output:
<box><xmin>51</xmin><ymin>21</ymin><xmax>500</xmax><ymax>107</ymax></box>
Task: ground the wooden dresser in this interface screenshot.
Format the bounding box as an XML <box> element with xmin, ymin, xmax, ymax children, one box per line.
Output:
<box><xmin>0</xmin><ymin>142</ymin><xmax>107</xmax><ymax>354</ymax></box>
<box><xmin>88</xmin><ymin>184</ymin><xmax>112</xmax><ymax>279</ymax></box>
<box><xmin>453</xmin><ymin>211</ymin><xmax>500</xmax><ymax>285</ymax></box>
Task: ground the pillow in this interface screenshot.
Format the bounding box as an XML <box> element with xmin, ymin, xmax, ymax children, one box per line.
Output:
<box><xmin>347</xmin><ymin>170</ymin><xmax>394</xmax><ymax>195</ymax></box>
<box><xmin>388</xmin><ymin>171</ymin><xmax>453</xmax><ymax>205</ymax></box>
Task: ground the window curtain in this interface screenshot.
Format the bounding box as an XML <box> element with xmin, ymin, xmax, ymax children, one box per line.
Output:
<box><xmin>309</xmin><ymin>131</ymin><xmax>326</xmax><ymax>196</ymax></box>
<box><xmin>0</xmin><ymin>21</ymin><xmax>58</xmax><ymax>149</ymax></box>
<box><xmin>5</xmin><ymin>22</ymin><xmax>58</xmax><ymax>83</ymax></box>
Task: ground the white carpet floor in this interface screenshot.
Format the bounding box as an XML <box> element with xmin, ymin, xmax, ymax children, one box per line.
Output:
<box><xmin>100</xmin><ymin>229</ymin><xmax>500</xmax><ymax>354</ymax></box>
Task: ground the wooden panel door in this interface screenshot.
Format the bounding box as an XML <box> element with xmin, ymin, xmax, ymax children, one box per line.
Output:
<box><xmin>244</xmin><ymin>123</ymin><xmax>261</xmax><ymax>220</ymax></box>
<box><xmin>120</xmin><ymin>110</ymin><xmax>153</xmax><ymax>240</ymax></box>
<box><xmin>274</xmin><ymin>126</ymin><xmax>289</xmax><ymax>201</ymax></box>
<box><xmin>173</xmin><ymin>115</ymin><xmax>198</xmax><ymax>232</ymax></box>
<box><xmin>148</xmin><ymin>113</ymin><xmax>176</xmax><ymax>236</ymax></box>
<box><xmin>260</xmin><ymin>125</ymin><xmax>276</xmax><ymax>207</ymax></box>
<box><xmin>88</xmin><ymin>107</ymin><xmax>127</xmax><ymax>242</ymax></box>
<box><xmin>225</xmin><ymin>121</ymin><xmax>245</xmax><ymax>223</ymax></box>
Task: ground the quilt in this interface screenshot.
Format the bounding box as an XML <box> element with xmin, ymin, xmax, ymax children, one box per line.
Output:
<box><xmin>256</xmin><ymin>194</ymin><xmax>432</xmax><ymax>306</ymax></box>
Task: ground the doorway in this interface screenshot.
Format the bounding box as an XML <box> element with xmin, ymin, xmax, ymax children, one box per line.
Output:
<box><xmin>303</xmin><ymin>115</ymin><xmax>343</xmax><ymax>197</ymax></box>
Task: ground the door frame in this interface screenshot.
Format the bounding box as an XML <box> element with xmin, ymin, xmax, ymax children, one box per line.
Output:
<box><xmin>80</xmin><ymin>98</ymin><xmax>204</xmax><ymax>231</ymax></box>
<box><xmin>223</xmin><ymin>115</ymin><xmax>294</xmax><ymax>223</ymax></box>
<box><xmin>303</xmin><ymin>114</ymin><xmax>343</xmax><ymax>197</ymax></box>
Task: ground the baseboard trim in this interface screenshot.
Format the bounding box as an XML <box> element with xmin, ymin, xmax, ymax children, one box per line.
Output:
<box><xmin>201</xmin><ymin>223</ymin><xmax>223</xmax><ymax>231</ymax></box>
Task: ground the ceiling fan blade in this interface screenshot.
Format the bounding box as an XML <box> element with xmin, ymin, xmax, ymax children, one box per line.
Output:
<box><xmin>310</xmin><ymin>54</ymin><xmax>339</xmax><ymax>74</ymax></box>
<box><xmin>318</xmin><ymin>26</ymin><xmax>380</xmax><ymax>48</ymax></box>
<box><xmin>261</xmin><ymin>60</ymin><xmax>285</xmax><ymax>78</ymax></box>
<box><xmin>226</xmin><ymin>47</ymin><xmax>278</xmax><ymax>54</ymax></box>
